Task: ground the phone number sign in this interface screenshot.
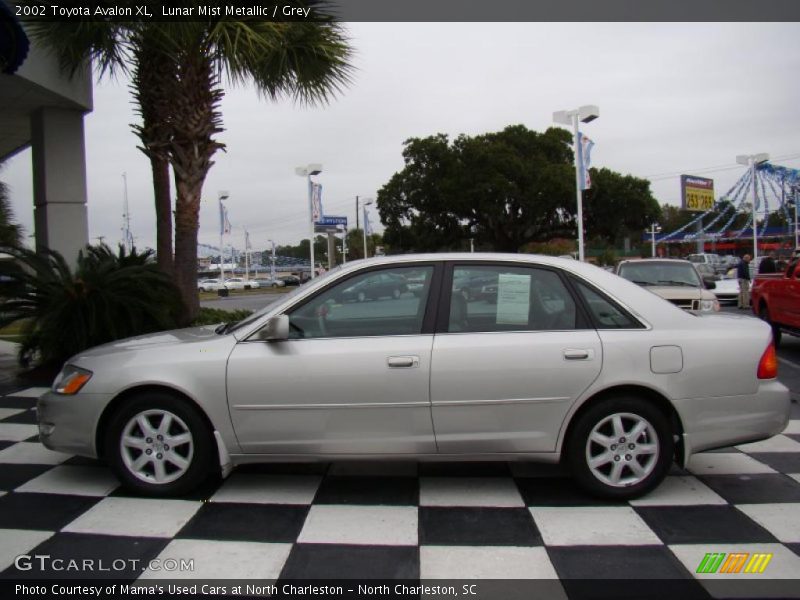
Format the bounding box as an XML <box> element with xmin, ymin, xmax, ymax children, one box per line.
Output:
<box><xmin>681</xmin><ymin>175</ymin><xmax>715</xmax><ymax>212</ymax></box>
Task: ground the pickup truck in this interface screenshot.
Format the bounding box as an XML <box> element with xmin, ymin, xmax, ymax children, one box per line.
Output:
<box><xmin>751</xmin><ymin>258</ymin><xmax>800</xmax><ymax>346</ymax></box>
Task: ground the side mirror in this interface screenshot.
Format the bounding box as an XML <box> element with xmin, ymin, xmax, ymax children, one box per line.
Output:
<box><xmin>255</xmin><ymin>315</ymin><xmax>289</xmax><ymax>341</ymax></box>
<box><xmin>703</xmin><ymin>278</ymin><xmax>716</xmax><ymax>290</ymax></box>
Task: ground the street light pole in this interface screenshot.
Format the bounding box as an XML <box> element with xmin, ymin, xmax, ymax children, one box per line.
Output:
<box><xmin>553</xmin><ymin>105</ymin><xmax>599</xmax><ymax>262</ymax></box>
<box><xmin>218</xmin><ymin>191</ymin><xmax>229</xmax><ymax>282</ymax></box>
<box><xmin>736</xmin><ymin>153</ymin><xmax>769</xmax><ymax>267</ymax></box>
<box><xmin>296</xmin><ymin>164</ymin><xmax>322</xmax><ymax>279</ymax></box>
<box><xmin>267</xmin><ymin>239</ymin><xmax>276</xmax><ymax>281</ymax></box>
<box><xmin>647</xmin><ymin>223</ymin><xmax>661</xmax><ymax>257</ymax></box>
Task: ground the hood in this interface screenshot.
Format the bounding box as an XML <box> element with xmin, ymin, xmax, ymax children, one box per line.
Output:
<box><xmin>646</xmin><ymin>286</ymin><xmax>715</xmax><ymax>301</ymax></box>
<box><xmin>73</xmin><ymin>325</ymin><xmax>223</xmax><ymax>359</ymax></box>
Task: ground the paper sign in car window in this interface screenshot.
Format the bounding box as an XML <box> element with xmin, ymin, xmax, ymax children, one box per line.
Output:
<box><xmin>496</xmin><ymin>273</ymin><xmax>530</xmax><ymax>325</ymax></box>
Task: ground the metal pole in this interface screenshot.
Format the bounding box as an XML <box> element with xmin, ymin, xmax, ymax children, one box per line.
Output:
<box><xmin>269</xmin><ymin>240</ymin><xmax>276</xmax><ymax>280</ymax></box>
<box><xmin>355</xmin><ymin>195</ymin><xmax>359</xmax><ymax>231</ymax></box>
<box><xmin>342</xmin><ymin>233</ymin><xmax>347</xmax><ymax>264</ymax></box>
<box><xmin>308</xmin><ymin>176</ymin><xmax>315</xmax><ymax>279</ymax></box>
<box><xmin>362</xmin><ymin>206</ymin><xmax>368</xmax><ymax>258</ymax></box>
<box><xmin>572</xmin><ymin>113</ymin><xmax>585</xmax><ymax>262</ymax></box>
<box><xmin>752</xmin><ymin>160</ymin><xmax>759</xmax><ymax>266</ymax></box>
<box><xmin>219</xmin><ymin>198</ymin><xmax>224</xmax><ymax>283</ymax></box>
<box><xmin>651</xmin><ymin>226</ymin><xmax>656</xmax><ymax>257</ymax></box>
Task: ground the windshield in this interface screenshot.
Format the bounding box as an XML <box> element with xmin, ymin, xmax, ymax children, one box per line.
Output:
<box><xmin>226</xmin><ymin>266</ymin><xmax>345</xmax><ymax>334</ymax></box>
<box><xmin>618</xmin><ymin>262</ymin><xmax>702</xmax><ymax>287</ymax></box>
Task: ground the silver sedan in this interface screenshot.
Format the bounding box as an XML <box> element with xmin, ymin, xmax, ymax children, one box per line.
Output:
<box><xmin>38</xmin><ymin>253</ymin><xmax>790</xmax><ymax>499</ymax></box>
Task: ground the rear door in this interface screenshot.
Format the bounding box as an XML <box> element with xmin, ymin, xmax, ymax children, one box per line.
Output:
<box><xmin>430</xmin><ymin>263</ymin><xmax>603</xmax><ymax>453</ymax></box>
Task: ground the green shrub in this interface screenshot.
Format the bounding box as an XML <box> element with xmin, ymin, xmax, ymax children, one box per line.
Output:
<box><xmin>191</xmin><ymin>307</ymin><xmax>253</xmax><ymax>326</ymax></box>
<box><xmin>0</xmin><ymin>244</ymin><xmax>184</xmax><ymax>367</ymax></box>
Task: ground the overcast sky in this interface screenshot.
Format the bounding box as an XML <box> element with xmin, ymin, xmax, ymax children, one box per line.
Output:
<box><xmin>3</xmin><ymin>22</ymin><xmax>800</xmax><ymax>252</ymax></box>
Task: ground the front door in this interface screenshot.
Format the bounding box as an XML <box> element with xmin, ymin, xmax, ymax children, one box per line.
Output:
<box><xmin>227</xmin><ymin>264</ymin><xmax>439</xmax><ymax>455</ymax></box>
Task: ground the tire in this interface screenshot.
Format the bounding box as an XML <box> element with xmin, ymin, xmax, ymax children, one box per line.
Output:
<box><xmin>105</xmin><ymin>392</ymin><xmax>216</xmax><ymax>497</ymax></box>
<box><xmin>272</xmin><ymin>283</ymin><xmax>278</xmax><ymax>288</ymax></box>
<box><xmin>759</xmin><ymin>304</ymin><xmax>782</xmax><ymax>348</ymax></box>
<box><xmin>565</xmin><ymin>396</ymin><xmax>673</xmax><ymax>499</ymax></box>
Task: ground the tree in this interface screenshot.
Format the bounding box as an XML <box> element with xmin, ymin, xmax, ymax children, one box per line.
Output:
<box><xmin>582</xmin><ymin>168</ymin><xmax>661</xmax><ymax>246</ymax></box>
<box><xmin>0</xmin><ymin>244</ymin><xmax>182</xmax><ymax>367</ymax></box>
<box><xmin>377</xmin><ymin>125</ymin><xmax>580</xmax><ymax>253</ymax></box>
<box><xmin>23</xmin><ymin>2</ymin><xmax>353</xmax><ymax>322</ymax></box>
<box><xmin>0</xmin><ymin>177</ymin><xmax>22</xmax><ymax>247</ymax></box>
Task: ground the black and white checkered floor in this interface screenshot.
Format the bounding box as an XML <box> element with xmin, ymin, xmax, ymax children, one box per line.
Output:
<box><xmin>1</xmin><ymin>385</ymin><xmax>799</xmax><ymax>597</ymax></box>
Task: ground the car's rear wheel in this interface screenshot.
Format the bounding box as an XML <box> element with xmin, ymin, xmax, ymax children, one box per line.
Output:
<box><xmin>105</xmin><ymin>392</ymin><xmax>215</xmax><ymax>497</ymax></box>
<box><xmin>759</xmin><ymin>304</ymin><xmax>782</xmax><ymax>347</ymax></box>
<box><xmin>566</xmin><ymin>396</ymin><xmax>673</xmax><ymax>499</ymax></box>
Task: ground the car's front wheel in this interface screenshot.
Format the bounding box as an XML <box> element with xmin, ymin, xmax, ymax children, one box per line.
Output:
<box><xmin>105</xmin><ymin>393</ymin><xmax>215</xmax><ymax>497</ymax></box>
<box><xmin>565</xmin><ymin>396</ymin><xmax>673</xmax><ymax>499</ymax></box>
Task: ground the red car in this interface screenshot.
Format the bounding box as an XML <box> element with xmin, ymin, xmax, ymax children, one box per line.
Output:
<box><xmin>751</xmin><ymin>257</ymin><xmax>800</xmax><ymax>346</ymax></box>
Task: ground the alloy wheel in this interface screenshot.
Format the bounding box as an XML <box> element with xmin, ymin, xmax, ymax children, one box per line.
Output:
<box><xmin>119</xmin><ymin>409</ymin><xmax>195</xmax><ymax>485</ymax></box>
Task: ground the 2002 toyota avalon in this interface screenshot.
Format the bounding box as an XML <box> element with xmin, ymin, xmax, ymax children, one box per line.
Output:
<box><xmin>38</xmin><ymin>254</ymin><xmax>790</xmax><ymax>499</ymax></box>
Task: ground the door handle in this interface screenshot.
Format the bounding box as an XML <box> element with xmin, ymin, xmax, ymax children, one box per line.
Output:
<box><xmin>563</xmin><ymin>349</ymin><xmax>593</xmax><ymax>360</ymax></box>
<box><xmin>387</xmin><ymin>356</ymin><xmax>419</xmax><ymax>368</ymax></box>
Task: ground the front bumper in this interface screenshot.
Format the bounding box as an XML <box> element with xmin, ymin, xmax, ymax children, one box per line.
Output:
<box><xmin>37</xmin><ymin>391</ymin><xmax>113</xmax><ymax>459</ymax></box>
<box><xmin>675</xmin><ymin>379</ymin><xmax>791</xmax><ymax>462</ymax></box>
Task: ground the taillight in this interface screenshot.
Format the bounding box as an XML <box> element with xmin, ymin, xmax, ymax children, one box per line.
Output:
<box><xmin>757</xmin><ymin>344</ymin><xmax>778</xmax><ymax>379</ymax></box>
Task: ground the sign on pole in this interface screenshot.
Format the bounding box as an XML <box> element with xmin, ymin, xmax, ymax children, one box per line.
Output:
<box><xmin>681</xmin><ymin>175</ymin><xmax>715</xmax><ymax>212</ymax></box>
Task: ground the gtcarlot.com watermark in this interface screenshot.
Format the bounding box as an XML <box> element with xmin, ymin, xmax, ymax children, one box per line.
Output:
<box><xmin>14</xmin><ymin>554</ymin><xmax>194</xmax><ymax>573</ymax></box>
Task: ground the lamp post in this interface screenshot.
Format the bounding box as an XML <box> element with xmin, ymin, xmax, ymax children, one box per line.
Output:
<box><xmin>736</xmin><ymin>153</ymin><xmax>769</xmax><ymax>266</ymax></box>
<box><xmin>647</xmin><ymin>223</ymin><xmax>661</xmax><ymax>257</ymax></box>
<box><xmin>218</xmin><ymin>191</ymin><xmax>229</xmax><ymax>282</ymax></box>
<box><xmin>553</xmin><ymin>105</ymin><xmax>599</xmax><ymax>262</ymax></box>
<box><xmin>362</xmin><ymin>199</ymin><xmax>373</xmax><ymax>259</ymax></box>
<box><xmin>295</xmin><ymin>164</ymin><xmax>322</xmax><ymax>279</ymax></box>
<box><xmin>267</xmin><ymin>239</ymin><xmax>276</xmax><ymax>281</ymax></box>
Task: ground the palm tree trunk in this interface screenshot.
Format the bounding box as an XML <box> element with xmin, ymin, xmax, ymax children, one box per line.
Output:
<box><xmin>150</xmin><ymin>155</ymin><xmax>173</xmax><ymax>275</ymax></box>
<box><xmin>169</xmin><ymin>39</ymin><xmax>223</xmax><ymax>324</ymax></box>
<box><xmin>173</xmin><ymin>177</ymin><xmax>201</xmax><ymax>323</ymax></box>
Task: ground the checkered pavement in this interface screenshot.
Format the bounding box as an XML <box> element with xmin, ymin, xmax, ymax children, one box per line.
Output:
<box><xmin>1</xmin><ymin>384</ymin><xmax>799</xmax><ymax>598</ymax></box>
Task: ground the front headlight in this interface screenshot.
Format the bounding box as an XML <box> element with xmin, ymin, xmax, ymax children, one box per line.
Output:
<box><xmin>52</xmin><ymin>365</ymin><xmax>93</xmax><ymax>395</ymax></box>
<box><xmin>699</xmin><ymin>299</ymin><xmax>720</xmax><ymax>312</ymax></box>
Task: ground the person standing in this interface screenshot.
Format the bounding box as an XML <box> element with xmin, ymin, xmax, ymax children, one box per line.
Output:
<box><xmin>737</xmin><ymin>254</ymin><xmax>752</xmax><ymax>309</ymax></box>
<box><xmin>759</xmin><ymin>252</ymin><xmax>778</xmax><ymax>274</ymax></box>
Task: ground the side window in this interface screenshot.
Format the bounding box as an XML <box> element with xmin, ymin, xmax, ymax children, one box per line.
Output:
<box><xmin>447</xmin><ymin>265</ymin><xmax>577</xmax><ymax>333</ymax></box>
<box><xmin>572</xmin><ymin>279</ymin><xmax>642</xmax><ymax>329</ymax></box>
<box><xmin>287</xmin><ymin>266</ymin><xmax>434</xmax><ymax>339</ymax></box>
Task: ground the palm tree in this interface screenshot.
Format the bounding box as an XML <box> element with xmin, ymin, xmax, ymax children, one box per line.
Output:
<box><xmin>0</xmin><ymin>244</ymin><xmax>183</xmax><ymax>367</ymax></box>
<box><xmin>0</xmin><ymin>176</ymin><xmax>22</xmax><ymax>247</ymax></box>
<box><xmin>23</xmin><ymin>3</ymin><xmax>353</xmax><ymax>321</ymax></box>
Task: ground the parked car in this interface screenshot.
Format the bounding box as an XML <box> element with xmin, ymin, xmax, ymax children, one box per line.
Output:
<box><xmin>224</xmin><ymin>278</ymin><xmax>259</xmax><ymax>290</ymax></box>
<box><xmin>197</xmin><ymin>278</ymin><xmax>222</xmax><ymax>292</ymax></box>
<box><xmin>751</xmin><ymin>257</ymin><xmax>800</xmax><ymax>346</ymax></box>
<box><xmin>688</xmin><ymin>253</ymin><xmax>726</xmax><ymax>274</ymax></box>
<box><xmin>252</xmin><ymin>277</ymin><xmax>286</xmax><ymax>289</ymax></box>
<box><xmin>337</xmin><ymin>272</ymin><xmax>407</xmax><ymax>302</ymax></box>
<box><xmin>39</xmin><ymin>253</ymin><xmax>789</xmax><ymax>500</ymax></box>
<box><xmin>710</xmin><ymin>275</ymin><xmax>739</xmax><ymax>305</ymax></box>
<box><xmin>616</xmin><ymin>259</ymin><xmax>720</xmax><ymax>312</ymax></box>
<box><xmin>279</xmin><ymin>275</ymin><xmax>302</xmax><ymax>287</ymax></box>
<box><xmin>452</xmin><ymin>272</ymin><xmax>496</xmax><ymax>301</ymax></box>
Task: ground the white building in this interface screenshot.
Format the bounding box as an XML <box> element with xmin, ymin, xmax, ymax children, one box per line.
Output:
<box><xmin>1</xmin><ymin>1</ymin><xmax>92</xmax><ymax>262</ymax></box>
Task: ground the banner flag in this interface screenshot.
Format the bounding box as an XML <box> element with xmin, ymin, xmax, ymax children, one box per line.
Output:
<box><xmin>223</xmin><ymin>206</ymin><xmax>232</xmax><ymax>235</ymax></box>
<box><xmin>364</xmin><ymin>208</ymin><xmax>373</xmax><ymax>236</ymax></box>
<box><xmin>311</xmin><ymin>183</ymin><xmax>324</xmax><ymax>222</ymax></box>
<box><xmin>578</xmin><ymin>132</ymin><xmax>595</xmax><ymax>190</ymax></box>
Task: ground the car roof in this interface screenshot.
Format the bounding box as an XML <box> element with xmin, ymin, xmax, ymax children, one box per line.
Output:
<box><xmin>617</xmin><ymin>258</ymin><xmax>693</xmax><ymax>266</ymax></box>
